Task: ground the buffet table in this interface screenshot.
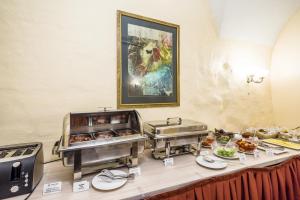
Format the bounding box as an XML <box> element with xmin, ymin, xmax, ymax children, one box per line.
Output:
<box><xmin>12</xmin><ymin>149</ymin><xmax>300</xmax><ymax>200</ymax></box>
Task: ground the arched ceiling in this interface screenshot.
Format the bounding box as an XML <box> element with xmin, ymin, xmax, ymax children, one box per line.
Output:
<box><xmin>208</xmin><ymin>0</ymin><xmax>300</xmax><ymax>46</ymax></box>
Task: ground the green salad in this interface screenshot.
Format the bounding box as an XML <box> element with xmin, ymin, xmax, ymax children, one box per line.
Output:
<box><xmin>216</xmin><ymin>147</ymin><xmax>236</xmax><ymax>157</ymax></box>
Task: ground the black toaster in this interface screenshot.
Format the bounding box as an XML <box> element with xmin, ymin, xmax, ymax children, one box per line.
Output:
<box><xmin>0</xmin><ymin>142</ymin><xmax>43</xmax><ymax>199</ymax></box>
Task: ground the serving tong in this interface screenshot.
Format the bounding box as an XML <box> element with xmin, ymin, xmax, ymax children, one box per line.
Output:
<box><xmin>98</xmin><ymin>169</ymin><xmax>135</xmax><ymax>182</ymax></box>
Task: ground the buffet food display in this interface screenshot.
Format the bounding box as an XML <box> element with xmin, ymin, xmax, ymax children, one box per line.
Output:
<box><xmin>53</xmin><ymin>109</ymin><xmax>146</xmax><ymax>180</ymax></box>
<box><xmin>48</xmin><ymin>109</ymin><xmax>300</xmax><ymax>191</ymax></box>
<box><xmin>7</xmin><ymin>114</ymin><xmax>300</xmax><ymax>200</ymax></box>
<box><xmin>144</xmin><ymin>117</ymin><xmax>209</xmax><ymax>159</ymax></box>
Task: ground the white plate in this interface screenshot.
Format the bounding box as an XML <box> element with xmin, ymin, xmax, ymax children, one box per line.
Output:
<box><xmin>213</xmin><ymin>149</ymin><xmax>239</xmax><ymax>160</ymax></box>
<box><xmin>92</xmin><ymin>170</ymin><xmax>128</xmax><ymax>191</ymax></box>
<box><xmin>257</xmin><ymin>146</ymin><xmax>288</xmax><ymax>155</ymax></box>
<box><xmin>196</xmin><ymin>155</ymin><xmax>227</xmax><ymax>169</ymax></box>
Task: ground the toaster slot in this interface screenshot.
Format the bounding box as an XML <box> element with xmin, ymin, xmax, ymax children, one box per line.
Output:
<box><xmin>0</xmin><ymin>151</ymin><xmax>9</xmax><ymax>158</ymax></box>
<box><xmin>23</xmin><ymin>148</ymin><xmax>34</xmax><ymax>155</ymax></box>
<box><xmin>11</xmin><ymin>149</ymin><xmax>24</xmax><ymax>157</ymax></box>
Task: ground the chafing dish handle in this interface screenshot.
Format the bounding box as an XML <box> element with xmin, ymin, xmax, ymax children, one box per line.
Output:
<box><xmin>166</xmin><ymin>117</ymin><xmax>182</xmax><ymax>126</ymax></box>
<box><xmin>52</xmin><ymin>137</ymin><xmax>62</xmax><ymax>156</ymax></box>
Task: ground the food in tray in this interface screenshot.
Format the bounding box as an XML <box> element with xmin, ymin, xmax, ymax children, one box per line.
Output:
<box><xmin>214</xmin><ymin>129</ymin><xmax>235</xmax><ymax>144</ymax></box>
<box><xmin>215</xmin><ymin>147</ymin><xmax>236</xmax><ymax>158</ymax></box>
<box><xmin>217</xmin><ymin>135</ymin><xmax>231</xmax><ymax>144</ymax></box>
<box><xmin>241</xmin><ymin>131</ymin><xmax>252</xmax><ymax>138</ymax></box>
<box><xmin>236</xmin><ymin>139</ymin><xmax>257</xmax><ymax>153</ymax></box>
<box><xmin>69</xmin><ymin>134</ymin><xmax>93</xmax><ymax>144</ymax></box>
<box><xmin>94</xmin><ymin>131</ymin><xmax>114</xmax><ymax>140</ymax></box>
<box><xmin>278</xmin><ymin>128</ymin><xmax>300</xmax><ymax>141</ymax></box>
<box><xmin>241</xmin><ymin>127</ymin><xmax>279</xmax><ymax>139</ymax></box>
<box><xmin>278</xmin><ymin>131</ymin><xmax>292</xmax><ymax>140</ymax></box>
<box><xmin>258</xmin><ymin>128</ymin><xmax>267</xmax><ymax>133</ymax></box>
<box><xmin>202</xmin><ymin>136</ymin><xmax>215</xmax><ymax>147</ymax></box>
<box><xmin>115</xmin><ymin>129</ymin><xmax>134</xmax><ymax>137</ymax></box>
<box><xmin>215</xmin><ymin>129</ymin><xmax>236</xmax><ymax>136</ymax></box>
<box><xmin>262</xmin><ymin>138</ymin><xmax>300</xmax><ymax>150</ymax></box>
<box><xmin>111</xmin><ymin>114</ymin><xmax>128</xmax><ymax>124</ymax></box>
<box><xmin>92</xmin><ymin>116</ymin><xmax>110</xmax><ymax>125</ymax></box>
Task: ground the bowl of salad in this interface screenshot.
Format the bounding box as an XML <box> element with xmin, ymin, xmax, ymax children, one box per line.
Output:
<box><xmin>214</xmin><ymin>147</ymin><xmax>238</xmax><ymax>160</ymax></box>
<box><xmin>217</xmin><ymin>135</ymin><xmax>231</xmax><ymax>145</ymax></box>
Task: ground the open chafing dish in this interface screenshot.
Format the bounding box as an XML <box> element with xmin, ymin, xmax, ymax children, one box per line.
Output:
<box><xmin>53</xmin><ymin>109</ymin><xmax>146</xmax><ymax>180</ymax></box>
<box><xmin>144</xmin><ymin>117</ymin><xmax>209</xmax><ymax>159</ymax></box>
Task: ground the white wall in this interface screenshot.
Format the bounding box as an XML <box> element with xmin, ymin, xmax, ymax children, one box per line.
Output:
<box><xmin>0</xmin><ymin>0</ymin><xmax>274</xmax><ymax>161</ymax></box>
<box><xmin>208</xmin><ymin>0</ymin><xmax>300</xmax><ymax>46</ymax></box>
<box><xmin>271</xmin><ymin>9</ymin><xmax>300</xmax><ymax>128</ymax></box>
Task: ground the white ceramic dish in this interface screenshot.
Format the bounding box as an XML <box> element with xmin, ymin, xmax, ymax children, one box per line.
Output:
<box><xmin>257</xmin><ymin>146</ymin><xmax>288</xmax><ymax>155</ymax></box>
<box><xmin>92</xmin><ymin>170</ymin><xmax>128</xmax><ymax>191</ymax></box>
<box><xmin>196</xmin><ymin>155</ymin><xmax>227</xmax><ymax>169</ymax></box>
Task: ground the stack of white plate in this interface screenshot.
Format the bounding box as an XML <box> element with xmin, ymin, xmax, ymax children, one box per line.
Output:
<box><xmin>196</xmin><ymin>155</ymin><xmax>228</xmax><ymax>169</ymax></box>
<box><xmin>92</xmin><ymin>170</ymin><xmax>128</xmax><ymax>190</ymax></box>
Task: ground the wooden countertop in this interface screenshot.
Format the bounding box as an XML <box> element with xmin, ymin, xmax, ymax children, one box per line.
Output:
<box><xmin>11</xmin><ymin>149</ymin><xmax>300</xmax><ymax>200</ymax></box>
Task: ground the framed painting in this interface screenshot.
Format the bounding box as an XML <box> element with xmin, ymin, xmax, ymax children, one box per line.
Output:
<box><xmin>117</xmin><ymin>10</ymin><xmax>180</xmax><ymax>108</ymax></box>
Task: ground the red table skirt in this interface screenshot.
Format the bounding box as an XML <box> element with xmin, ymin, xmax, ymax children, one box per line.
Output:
<box><xmin>145</xmin><ymin>156</ymin><xmax>300</xmax><ymax>200</ymax></box>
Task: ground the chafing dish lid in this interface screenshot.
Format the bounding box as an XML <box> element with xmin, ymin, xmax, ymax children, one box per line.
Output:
<box><xmin>145</xmin><ymin>118</ymin><xmax>207</xmax><ymax>134</ymax></box>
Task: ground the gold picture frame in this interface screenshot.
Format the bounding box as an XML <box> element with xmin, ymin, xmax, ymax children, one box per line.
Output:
<box><xmin>117</xmin><ymin>10</ymin><xmax>180</xmax><ymax>108</ymax></box>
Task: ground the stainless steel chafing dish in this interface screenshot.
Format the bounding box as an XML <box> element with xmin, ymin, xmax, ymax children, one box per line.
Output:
<box><xmin>53</xmin><ymin>109</ymin><xmax>146</xmax><ymax>180</ymax></box>
<box><xmin>144</xmin><ymin>117</ymin><xmax>208</xmax><ymax>159</ymax></box>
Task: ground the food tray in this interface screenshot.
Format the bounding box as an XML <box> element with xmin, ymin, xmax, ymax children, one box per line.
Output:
<box><xmin>94</xmin><ymin>130</ymin><xmax>115</xmax><ymax>140</ymax></box>
<box><xmin>262</xmin><ymin>138</ymin><xmax>300</xmax><ymax>150</ymax></box>
<box><xmin>69</xmin><ymin>133</ymin><xmax>93</xmax><ymax>145</ymax></box>
<box><xmin>115</xmin><ymin>128</ymin><xmax>137</xmax><ymax>137</ymax></box>
<box><xmin>242</xmin><ymin>131</ymin><xmax>278</xmax><ymax>139</ymax></box>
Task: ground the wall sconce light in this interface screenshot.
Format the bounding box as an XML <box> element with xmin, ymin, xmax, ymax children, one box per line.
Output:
<box><xmin>247</xmin><ymin>75</ymin><xmax>264</xmax><ymax>84</ymax></box>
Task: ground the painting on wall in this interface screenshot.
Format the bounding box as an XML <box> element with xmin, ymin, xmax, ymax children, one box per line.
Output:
<box><xmin>117</xmin><ymin>10</ymin><xmax>180</xmax><ymax>108</ymax></box>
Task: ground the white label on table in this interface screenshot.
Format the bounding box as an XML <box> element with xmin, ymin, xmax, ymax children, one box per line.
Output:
<box><xmin>239</xmin><ymin>153</ymin><xmax>247</xmax><ymax>164</ymax></box>
<box><xmin>253</xmin><ymin>149</ymin><xmax>260</xmax><ymax>158</ymax></box>
<box><xmin>164</xmin><ymin>157</ymin><xmax>174</xmax><ymax>167</ymax></box>
<box><xmin>266</xmin><ymin>149</ymin><xmax>274</xmax><ymax>157</ymax></box>
<box><xmin>129</xmin><ymin>167</ymin><xmax>141</xmax><ymax>176</ymax></box>
<box><xmin>73</xmin><ymin>180</ymin><xmax>89</xmax><ymax>193</ymax></box>
<box><xmin>200</xmin><ymin>150</ymin><xmax>209</xmax><ymax>156</ymax></box>
<box><xmin>43</xmin><ymin>182</ymin><xmax>62</xmax><ymax>195</ymax></box>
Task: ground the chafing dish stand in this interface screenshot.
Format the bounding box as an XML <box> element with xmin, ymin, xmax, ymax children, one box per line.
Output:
<box><xmin>53</xmin><ymin>109</ymin><xmax>146</xmax><ymax>180</ymax></box>
<box><xmin>144</xmin><ymin>117</ymin><xmax>208</xmax><ymax>159</ymax></box>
